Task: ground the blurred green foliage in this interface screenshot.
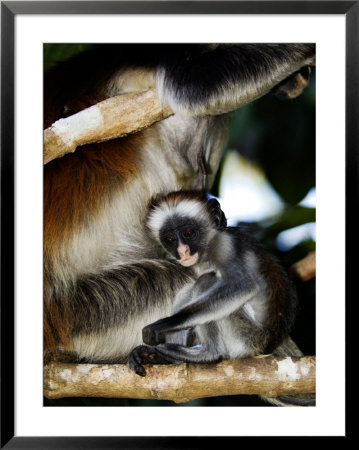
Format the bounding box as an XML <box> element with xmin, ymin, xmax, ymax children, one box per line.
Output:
<box><xmin>213</xmin><ymin>71</ymin><xmax>316</xmax><ymax>383</ymax></box>
<box><xmin>217</xmin><ymin>70</ymin><xmax>316</xmax><ymax>266</ymax></box>
<box><xmin>44</xmin><ymin>43</ymin><xmax>94</xmax><ymax>70</ymax></box>
<box><xmin>43</xmin><ymin>45</ymin><xmax>315</xmax><ymax>408</ymax></box>
<box><xmin>227</xmin><ymin>74</ymin><xmax>315</xmax><ymax>205</ymax></box>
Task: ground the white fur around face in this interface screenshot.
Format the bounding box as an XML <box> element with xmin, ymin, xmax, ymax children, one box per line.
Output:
<box><xmin>147</xmin><ymin>199</ymin><xmax>207</xmax><ymax>239</ymax></box>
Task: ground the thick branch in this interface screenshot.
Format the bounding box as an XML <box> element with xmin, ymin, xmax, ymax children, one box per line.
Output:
<box><xmin>43</xmin><ymin>89</ymin><xmax>173</xmax><ymax>165</ymax></box>
<box><xmin>44</xmin><ymin>356</ymin><xmax>315</xmax><ymax>403</ymax></box>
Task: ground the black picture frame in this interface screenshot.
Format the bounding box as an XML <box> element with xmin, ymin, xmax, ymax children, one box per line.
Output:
<box><xmin>1</xmin><ymin>1</ymin><xmax>354</xmax><ymax>447</ymax></box>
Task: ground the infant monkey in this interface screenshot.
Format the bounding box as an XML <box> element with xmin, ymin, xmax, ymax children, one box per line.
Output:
<box><xmin>129</xmin><ymin>190</ymin><xmax>297</xmax><ymax>376</ymax></box>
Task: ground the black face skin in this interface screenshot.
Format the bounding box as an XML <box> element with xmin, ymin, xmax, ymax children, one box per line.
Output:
<box><xmin>159</xmin><ymin>216</ymin><xmax>205</xmax><ymax>261</ymax></box>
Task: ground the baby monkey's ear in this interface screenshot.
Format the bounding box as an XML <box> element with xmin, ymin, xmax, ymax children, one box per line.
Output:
<box><xmin>206</xmin><ymin>198</ymin><xmax>227</xmax><ymax>230</ymax></box>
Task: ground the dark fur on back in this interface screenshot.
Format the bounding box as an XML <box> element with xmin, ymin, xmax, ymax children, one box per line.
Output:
<box><xmin>45</xmin><ymin>44</ymin><xmax>315</xmax><ymax>126</ymax></box>
<box><xmin>226</xmin><ymin>227</ymin><xmax>297</xmax><ymax>353</ymax></box>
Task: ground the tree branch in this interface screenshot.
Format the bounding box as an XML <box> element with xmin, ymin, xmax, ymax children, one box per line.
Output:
<box><xmin>43</xmin><ymin>89</ymin><xmax>173</xmax><ymax>165</ymax></box>
<box><xmin>44</xmin><ymin>356</ymin><xmax>315</xmax><ymax>403</ymax></box>
<box><xmin>290</xmin><ymin>251</ymin><xmax>316</xmax><ymax>281</ymax></box>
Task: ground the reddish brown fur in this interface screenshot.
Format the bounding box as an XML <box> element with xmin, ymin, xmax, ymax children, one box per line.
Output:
<box><xmin>45</xmin><ymin>137</ymin><xmax>140</xmax><ymax>244</ymax></box>
<box><xmin>45</xmin><ymin>137</ymin><xmax>142</xmax><ymax>254</ymax></box>
<box><xmin>44</xmin><ymin>134</ymin><xmax>145</xmax><ymax>352</ymax></box>
<box><xmin>44</xmin><ymin>297</ymin><xmax>73</xmax><ymax>351</ymax></box>
<box><xmin>259</xmin><ymin>256</ymin><xmax>296</xmax><ymax>353</ymax></box>
<box><xmin>148</xmin><ymin>190</ymin><xmax>206</xmax><ymax>210</ymax></box>
<box><xmin>43</xmin><ymin>57</ymin><xmax>156</xmax><ymax>355</ymax></box>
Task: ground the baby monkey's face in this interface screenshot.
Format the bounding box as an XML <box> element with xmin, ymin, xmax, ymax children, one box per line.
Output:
<box><xmin>159</xmin><ymin>217</ymin><xmax>206</xmax><ymax>267</ymax></box>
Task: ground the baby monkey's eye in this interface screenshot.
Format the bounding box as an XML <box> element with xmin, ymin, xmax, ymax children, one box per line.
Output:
<box><xmin>164</xmin><ymin>234</ymin><xmax>176</xmax><ymax>245</ymax></box>
<box><xmin>183</xmin><ymin>228</ymin><xmax>195</xmax><ymax>239</ymax></box>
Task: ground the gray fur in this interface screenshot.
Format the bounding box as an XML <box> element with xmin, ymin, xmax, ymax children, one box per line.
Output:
<box><xmin>129</xmin><ymin>192</ymin><xmax>315</xmax><ymax>406</ymax></box>
<box><xmin>131</xmin><ymin>193</ymin><xmax>295</xmax><ymax>365</ymax></box>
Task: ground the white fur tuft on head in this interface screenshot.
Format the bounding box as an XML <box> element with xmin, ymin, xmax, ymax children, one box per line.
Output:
<box><xmin>147</xmin><ymin>197</ymin><xmax>207</xmax><ymax>239</ymax></box>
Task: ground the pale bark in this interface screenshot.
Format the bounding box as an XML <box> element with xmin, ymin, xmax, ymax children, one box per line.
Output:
<box><xmin>44</xmin><ymin>355</ymin><xmax>315</xmax><ymax>403</ymax></box>
<box><xmin>43</xmin><ymin>89</ymin><xmax>173</xmax><ymax>165</ymax></box>
<box><xmin>290</xmin><ymin>251</ymin><xmax>316</xmax><ymax>281</ymax></box>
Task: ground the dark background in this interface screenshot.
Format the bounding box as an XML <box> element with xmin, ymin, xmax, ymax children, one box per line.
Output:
<box><xmin>44</xmin><ymin>44</ymin><xmax>315</xmax><ymax>407</ymax></box>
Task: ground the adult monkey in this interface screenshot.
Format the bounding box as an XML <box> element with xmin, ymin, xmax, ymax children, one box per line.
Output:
<box><xmin>44</xmin><ymin>44</ymin><xmax>315</xmax><ymax>370</ymax></box>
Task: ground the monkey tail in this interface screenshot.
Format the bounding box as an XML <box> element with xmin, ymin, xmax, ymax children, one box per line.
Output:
<box><xmin>261</xmin><ymin>336</ymin><xmax>316</xmax><ymax>407</ymax></box>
